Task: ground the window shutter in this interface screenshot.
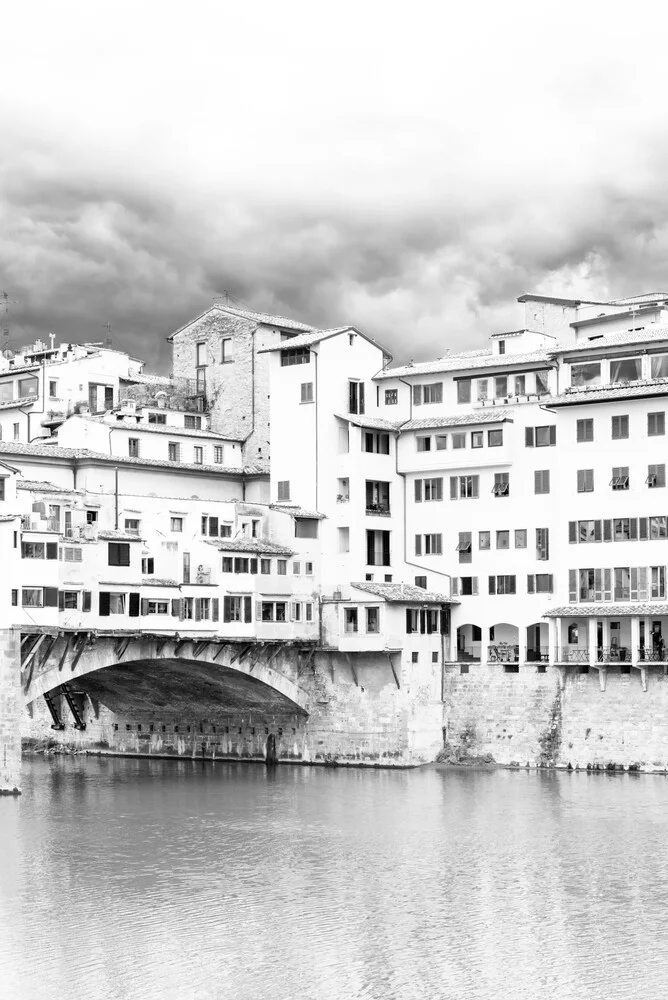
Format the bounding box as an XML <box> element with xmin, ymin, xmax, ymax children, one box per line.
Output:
<box><xmin>549</xmin><ymin>425</ymin><xmax>556</xmax><ymax>445</ymax></box>
<box><xmin>527</xmin><ymin>575</ymin><xmax>535</xmax><ymax>594</ymax></box>
<box><xmin>58</xmin><ymin>590</ymin><xmax>65</xmax><ymax>610</ymax></box>
<box><xmin>472</xmin><ymin>577</ymin><xmax>478</xmax><ymax>596</ymax></box>
<box><xmin>419</xmin><ymin>610</ymin><xmax>426</xmax><ymax>634</ymax></box>
<box><xmin>639</xmin><ymin>517</ymin><xmax>648</xmax><ymax>540</ymax></box>
<box><xmin>631</xmin><ymin>568</ymin><xmax>638</xmax><ymax>601</ymax></box>
<box><xmin>212</xmin><ymin>598</ymin><xmax>219</xmax><ymax>622</ymax></box>
<box><xmin>358</xmin><ymin>382</ymin><xmax>365</xmax><ymax>414</ymax></box>
<box><xmin>99</xmin><ymin>592</ymin><xmax>110</xmax><ymax>616</ymax></box>
<box><xmin>569</xmin><ymin>521</ymin><xmax>576</xmax><ymax>543</ymax></box>
<box><xmin>630</xmin><ymin>519</ymin><xmax>638</xmax><ymax>540</ymax></box>
<box><xmin>244</xmin><ymin>597</ymin><xmax>252</xmax><ymax>623</ymax></box>
<box><xmin>75</xmin><ymin>549</ymin><xmax>83</xmax><ymax>562</ymax></box>
<box><xmin>569</xmin><ymin>570</ymin><xmax>576</xmax><ymax>602</ymax></box>
<box><xmin>525</xmin><ymin>427</ymin><xmax>534</xmax><ymax>447</ymax></box>
<box><xmin>426</xmin><ymin>611</ymin><xmax>433</xmax><ymax>634</ymax></box>
<box><xmin>46</xmin><ymin>542</ymin><xmax>58</xmax><ymax>560</ymax></box>
<box><xmin>256</xmin><ymin>601</ymin><xmax>262</xmax><ymax>620</ymax></box>
<box><xmin>43</xmin><ymin>587</ymin><xmax>57</xmax><ymax>607</ymax></box>
<box><xmin>440</xmin><ymin>608</ymin><xmax>449</xmax><ymax>635</ymax></box>
<box><xmin>81</xmin><ymin>591</ymin><xmax>91</xmax><ymax>612</ymax></box>
<box><xmin>594</xmin><ymin>569</ymin><xmax>602</xmax><ymax>601</ymax></box>
<box><xmin>179</xmin><ymin>599</ymin><xmax>185</xmax><ymax>622</ymax></box>
<box><xmin>414</xmin><ymin>480</ymin><xmax>423</xmax><ymax>503</ymax></box>
<box><xmin>129</xmin><ymin>593</ymin><xmax>140</xmax><ymax>617</ymax></box>
<box><xmin>603</xmin><ymin>519</ymin><xmax>612</xmax><ymax>541</ymax></box>
<box><xmin>639</xmin><ymin>566</ymin><xmax>648</xmax><ymax>600</ymax></box>
<box><xmin>194</xmin><ymin>600</ymin><xmax>202</xmax><ymax>622</ymax></box>
<box><xmin>141</xmin><ymin>598</ymin><xmax>149</xmax><ymax>615</ymax></box>
<box><xmin>171</xmin><ymin>598</ymin><xmax>180</xmax><ymax>617</ymax></box>
<box><xmin>223</xmin><ymin>596</ymin><xmax>231</xmax><ymax>623</ymax></box>
<box><xmin>451</xmin><ymin>578</ymin><xmax>459</xmax><ymax>596</ymax></box>
<box><xmin>406</xmin><ymin>609</ymin><xmax>413</xmax><ymax>634</ymax></box>
<box><xmin>603</xmin><ymin>568</ymin><xmax>612</xmax><ymax>601</ymax></box>
<box><xmin>471</xmin><ymin>476</ymin><xmax>479</xmax><ymax>498</ymax></box>
<box><xmin>450</xmin><ymin>477</ymin><xmax>457</xmax><ymax>500</ymax></box>
<box><xmin>382</xmin><ymin>532</ymin><xmax>390</xmax><ymax>565</ymax></box>
<box><xmin>415</xmin><ymin>535</ymin><xmax>422</xmax><ymax>556</ymax></box>
<box><xmin>413</xmin><ymin>385</ymin><xmax>422</xmax><ymax>406</ymax></box>
<box><xmin>660</xmin><ymin>466</ymin><xmax>667</xmax><ymax>488</ymax></box>
<box><xmin>594</xmin><ymin>521</ymin><xmax>602</xmax><ymax>542</ymax></box>
<box><xmin>488</xmin><ymin>575</ymin><xmax>496</xmax><ymax>595</ymax></box>
<box><xmin>250</xmin><ymin>559</ymin><xmax>258</xmax><ymax>574</ymax></box>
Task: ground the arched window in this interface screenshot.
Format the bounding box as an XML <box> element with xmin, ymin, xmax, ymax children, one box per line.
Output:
<box><xmin>567</xmin><ymin>623</ymin><xmax>579</xmax><ymax>644</ymax></box>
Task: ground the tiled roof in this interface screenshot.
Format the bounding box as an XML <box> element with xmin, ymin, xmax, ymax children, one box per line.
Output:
<box><xmin>0</xmin><ymin>514</ymin><xmax>18</xmax><ymax>522</ymax></box>
<box><xmin>334</xmin><ymin>412</ymin><xmax>402</xmax><ymax>431</ymax></box>
<box><xmin>205</xmin><ymin>538</ymin><xmax>294</xmax><ymax>555</ymax></box>
<box><xmin>17</xmin><ymin>479</ymin><xmax>82</xmax><ymax>494</ymax></box>
<box><xmin>0</xmin><ymin>441</ymin><xmax>263</xmax><ymax>477</ymax></box>
<box><xmin>98</xmin><ymin>530</ymin><xmax>144</xmax><ymax>542</ymax></box>
<box><xmin>142</xmin><ymin>578</ymin><xmax>179</xmax><ymax>587</ymax></box>
<box><xmin>0</xmin><ymin>397</ymin><xmax>35</xmax><ymax>410</ymax></box>
<box><xmin>550</xmin><ymin>379</ymin><xmax>668</xmax><ymax>407</ymax></box>
<box><xmin>258</xmin><ymin>328</ymin><xmax>350</xmax><ymax>352</ymax></box>
<box><xmin>120</xmin><ymin>372</ymin><xmax>172</xmax><ymax>386</ymax></box>
<box><xmin>269</xmin><ymin>504</ymin><xmax>326</xmax><ymax>519</ymax></box>
<box><xmin>402</xmin><ymin>412</ymin><xmax>513</xmax><ymax>430</ymax></box>
<box><xmin>375</xmin><ymin>350</ymin><xmax>551</xmax><ymax>380</ymax></box>
<box><xmin>218</xmin><ymin>304</ymin><xmax>315</xmax><ymax>332</ymax></box>
<box><xmin>558</xmin><ymin>326</ymin><xmax>668</xmax><ymax>354</ymax></box>
<box><xmin>350</xmin><ymin>582</ymin><xmax>457</xmax><ymax>604</ymax></box>
<box><xmin>0</xmin><ymin>364</ymin><xmax>40</xmax><ymax>377</ymax></box>
<box><xmin>81</xmin><ymin>414</ymin><xmax>237</xmax><ymax>442</ymax></box>
<box><xmin>543</xmin><ymin>604</ymin><xmax>668</xmax><ymax>618</ymax></box>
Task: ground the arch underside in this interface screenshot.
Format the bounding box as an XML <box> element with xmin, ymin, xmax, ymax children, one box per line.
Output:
<box><xmin>46</xmin><ymin>658</ymin><xmax>308</xmax><ymax>717</ymax></box>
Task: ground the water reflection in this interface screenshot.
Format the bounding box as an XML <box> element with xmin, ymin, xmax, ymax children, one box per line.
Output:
<box><xmin>2</xmin><ymin>759</ymin><xmax>668</xmax><ymax>1000</ymax></box>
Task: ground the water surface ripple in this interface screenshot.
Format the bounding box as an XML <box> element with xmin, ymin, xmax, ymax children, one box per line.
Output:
<box><xmin>1</xmin><ymin>758</ymin><xmax>667</xmax><ymax>1000</ymax></box>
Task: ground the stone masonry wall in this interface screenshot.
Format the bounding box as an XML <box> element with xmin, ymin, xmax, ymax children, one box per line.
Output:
<box><xmin>0</xmin><ymin>629</ymin><xmax>21</xmax><ymax>792</ymax></box>
<box><xmin>171</xmin><ymin>310</ymin><xmax>272</xmax><ymax>466</ymax></box>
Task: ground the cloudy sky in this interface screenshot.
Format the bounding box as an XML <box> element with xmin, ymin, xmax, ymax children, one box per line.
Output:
<box><xmin>2</xmin><ymin>0</ymin><xmax>668</xmax><ymax>371</ymax></box>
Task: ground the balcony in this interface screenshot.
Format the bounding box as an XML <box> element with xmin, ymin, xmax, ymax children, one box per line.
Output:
<box><xmin>525</xmin><ymin>646</ymin><xmax>549</xmax><ymax>663</ymax></box>
<box><xmin>365</xmin><ymin>503</ymin><xmax>391</xmax><ymax>517</ymax></box>
<box><xmin>595</xmin><ymin>646</ymin><xmax>630</xmax><ymax>663</ymax></box>
<box><xmin>121</xmin><ymin>375</ymin><xmax>209</xmax><ymax>413</ymax></box>
<box><xmin>21</xmin><ymin>516</ymin><xmax>60</xmax><ymax>533</ymax></box>
<box><xmin>638</xmin><ymin>647</ymin><xmax>668</xmax><ymax>662</ymax></box>
<box><xmin>554</xmin><ymin>647</ymin><xmax>590</xmax><ymax>664</ymax></box>
<box><xmin>488</xmin><ymin>643</ymin><xmax>519</xmax><ymax>663</ymax></box>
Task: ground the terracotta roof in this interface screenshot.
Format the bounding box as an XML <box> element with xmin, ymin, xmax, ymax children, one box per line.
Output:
<box><xmin>350</xmin><ymin>582</ymin><xmax>457</xmax><ymax>604</ymax></box>
<box><xmin>0</xmin><ymin>514</ymin><xmax>18</xmax><ymax>522</ymax></box>
<box><xmin>375</xmin><ymin>350</ymin><xmax>551</xmax><ymax>380</ymax></box>
<box><xmin>0</xmin><ymin>398</ymin><xmax>35</xmax><ymax>410</ymax></box>
<box><xmin>334</xmin><ymin>412</ymin><xmax>402</xmax><ymax>432</ymax></box>
<box><xmin>98</xmin><ymin>530</ymin><xmax>144</xmax><ymax>542</ymax></box>
<box><xmin>550</xmin><ymin>380</ymin><xmax>668</xmax><ymax>407</ymax></box>
<box><xmin>269</xmin><ymin>504</ymin><xmax>326</xmax><ymax>519</ymax></box>
<box><xmin>558</xmin><ymin>327</ymin><xmax>668</xmax><ymax>354</ymax></box>
<box><xmin>205</xmin><ymin>538</ymin><xmax>294</xmax><ymax>555</ymax></box>
<box><xmin>120</xmin><ymin>373</ymin><xmax>172</xmax><ymax>386</ymax></box>
<box><xmin>0</xmin><ymin>364</ymin><xmax>41</xmax><ymax>376</ymax></box>
<box><xmin>142</xmin><ymin>578</ymin><xmax>179</xmax><ymax>587</ymax></box>
<box><xmin>258</xmin><ymin>328</ymin><xmax>351</xmax><ymax>352</ymax></box>
<box><xmin>543</xmin><ymin>604</ymin><xmax>668</xmax><ymax>618</ymax></box>
<box><xmin>402</xmin><ymin>412</ymin><xmax>513</xmax><ymax>430</ymax></box>
<box><xmin>80</xmin><ymin>414</ymin><xmax>237</xmax><ymax>442</ymax></box>
<box><xmin>169</xmin><ymin>304</ymin><xmax>314</xmax><ymax>340</ymax></box>
<box><xmin>17</xmin><ymin>479</ymin><xmax>82</xmax><ymax>494</ymax></box>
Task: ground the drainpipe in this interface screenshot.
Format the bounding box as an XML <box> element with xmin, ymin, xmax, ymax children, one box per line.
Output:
<box><xmin>114</xmin><ymin>467</ymin><xmax>119</xmax><ymax>529</ymax></box>
<box><xmin>313</xmin><ymin>348</ymin><xmax>319</xmax><ymax>511</ymax></box>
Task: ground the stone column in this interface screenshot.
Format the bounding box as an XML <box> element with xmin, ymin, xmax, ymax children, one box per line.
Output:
<box><xmin>588</xmin><ymin>618</ymin><xmax>598</xmax><ymax>666</ymax></box>
<box><xmin>0</xmin><ymin>628</ymin><xmax>21</xmax><ymax>794</ymax></box>
<box><xmin>630</xmin><ymin>617</ymin><xmax>640</xmax><ymax>666</ymax></box>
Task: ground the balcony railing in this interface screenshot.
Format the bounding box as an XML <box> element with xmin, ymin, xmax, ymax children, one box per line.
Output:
<box><xmin>488</xmin><ymin>643</ymin><xmax>520</xmax><ymax>663</ymax></box>
<box><xmin>595</xmin><ymin>646</ymin><xmax>630</xmax><ymax>662</ymax></box>
<box><xmin>638</xmin><ymin>647</ymin><xmax>668</xmax><ymax>662</ymax></box>
<box><xmin>525</xmin><ymin>646</ymin><xmax>550</xmax><ymax>663</ymax></box>
<box><xmin>365</xmin><ymin>503</ymin><xmax>391</xmax><ymax>516</ymax></box>
<box><xmin>555</xmin><ymin>647</ymin><xmax>590</xmax><ymax>663</ymax></box>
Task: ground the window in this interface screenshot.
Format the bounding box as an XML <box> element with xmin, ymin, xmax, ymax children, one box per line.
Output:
<box><xmin>571</xmin><ymin>362</ymin><xmax>601</xmax><ymax>387</ymax></box>
<box><xmin>536</xmin><ymin>528</ymin><xmax>549</xmax><ymax>561</ymax></box>
<box><xmin>450</xmin><ymin>475</ymin><xmax>479</xmax><ymax>499</ymax></box>
<box><xmin>498</xmin><ymin>340</ymin><xmax>506</xmax><ymax>355</ymax></box>
<box><xmin>611</xmin><ymin>357</ymin><xmax>641</xmax><ymax>382</ymax></box>
<box><xmin>21</xmin><ymin>542</ymin><xmax>46</xmax><ymax>559</ymax></box>
<box><xmin>577</xmin><ymin>520</ymin><xmax>600</xmax><ymax>543</ymax></box>
<box><xmin>648</xmin><ymin>412</ymin><xmax>665</xmax><ymax>436</ymax></box>
<box><xmin>534</xmin><ymin>470</ymin><xmax>550</xmax><ymax>494</ymax></box>
<box><xmin>415</xmin><ymin>576</ymin><xmax>427</xmax><ymax>589</ymax></box>
<box><xmin>277</xmin><ymin>559</ymin><xmax>287</xmax><ymax>575</ymax></box>
<box><xmin>364</xmin><ymin>432</ymin><xmax>390</xmax><ymax>454</ymax></box>
<box><xmin>492</xmin><ymin>473</ymin><xmax>509</xmax><ymax>497</ymax></box>
<box><xmin>295</xmin><ymin>517</ymin><xmax>318</xmax><ymax>538</ymax></box>
<box><xmin>349</xmin><ymin>381</ymin><xmax>365</xmax><ymax>414</ymax></box>
<box><xmin>222</xmin><ymin>557</ymin><xmax>233</xmax><ymax>573</ymax></box>
<box><xmin>614</xmin><ymin>567</ymin><xmax>631</xmax><ymax>601</ymax></box>
<box><xmin>451</xmin><ymin>433</ymin><xmax>466</xmax><ymax>449</ymax></box>
<box><xmin>496</xmin><ymin>530</ymin><xmax>509</xmax><ymax>549</ymax></box>
<box><xmin>168</xmin><ymin>442</ymin><xmax>180</xmax><ymax>462</ymax></box>
<box><xmin>145</xmin><ymin>600</ymin><xmax>169</xmax><ymax>615</ymax></box>
<box><xmin>652</xmin><ymin>355</ymin><xmax>668</xmax><ymax>378</ymax></box>
<box><xmin>477</xmin><ymin>379</ymin><xmax>488</xmax><ymax>401</ymax></box>
<box><xmin>471</xmin><ymin>431</ymin><xmax>483</xmax><ymax>449</ymax></box>
<box><xmin>196</xmin><ymin>342</ymin><xmax>206</xmax><ymax>367</ymax></box>
<box><xmin>277</xmin><ymin>481</ymin><xmax>291</xmax><ymax>501</ymax></box>
<box><xmin>170</xmin><ymin>516</ymin><xmax>183</xmax><ymax>532</ymax></box>
<box><xmin>261</xmin><ymin>559</ymin><xmax>271</xmax><ymax>574</ymax></box>
<box><xmin>99</xmin><ymin>592</ymin><xmax>127</xmax><ymax>615</ymax></box>
<box><xmin>488</xmin><ymin>429</ymin><xmax>503</xmax><ymax>447</ymax></box>
<box><xmin>416</xmin><ymin>436</ymin><xmax>431</xmax><ymax>452</ymax></box>
<box><xmin>196</xmin><ymin>367</ymin><xmax>206</xmax><ymax>392</ymax></box>
<box><xmin>49</xmin><ymin>380</ymin><xmax>58</xmax><ymax>398</ymax></box>
<box><xmin>489</xmin><ymin>575</ymin><xmax>516</xmax><ymax>595</ymax></box>
<box><xmin>60</xmin><ymin>546</ymin><xmax>82</xmax><ymax>563</ymax></box>
<box><xmin>458</xmin><ymin>577</ymin><xmax>477</xmax><ymax>596</ymax></box>
<box><xmin>527</xmin><ymin>574</ymin><xmax>553</xmax><ymax>593</ymax></box>
<box><xmin>514</xmin><ymin>375</ymin><xmax>525</xmax><ymax>395</ymax></box>
<box><xmin>577</xmin><ymin>469</ymin><xmax>594</xmax><ymax>493</ymax></box>
<box><xmin>611</xmin><ymin>467</ymin><xmax>630</xmax><ymax>491</ymax></box>
<box><xmin>529</xmin><ymin>425</ymin><xmax>556</xmax><ymax>447</ymax></box>
<box><xmin>201</xmin><ymin>515</ymin><xmax>219</xmax><ymax>536</ymax></box>
<box><xmin>457</xmin><ymin>380</ymin><xmax>471</xmax><ymax>403</ymax></box>
<box><xmin>576</xmin><ymin>419</ymin><xmax>594</xmax><ymax>442</ymax></box>
<box><xmin>435</xmin><ymin>434</ymin><xmax>447</xmax><ymax>450</ymax></box>
<box><xmin>124</xmin><ymin>518</ymin><xmax>140</xmax><ymax>534</ymax></box>
<box><xmin>343</xmin><ymin>608</ymin><xmax>358</xmax><ymax>633</ymax></box>
<box><xmin>292</xmin><ymin>561</ymin><xmax>300</xmax><ymax>575</ymax></box>
<box><xmin>213</xmin><ymin>446</ymin><xmax>224</xmax><ymax>464</ymax></box>
<box><xmin>514</xmin><ymin>529</ymin><xmax>527</xmax><ymax>548</ymax></box>
<box><xmin>85</xmin><ymin>510</ymin><xmax>98</xmax><ymax>525</ymax></box>
<box><xmin>108</xmin><ymin>543</ymin><xmax>130</xmax><ymax>567</ymax></box>
<box><xmin>22</xmin><ymin>588</ymin><xmax>44</xmax><ymax>607</ymax></box>
<box><xmin>196</xmin><ymin>598</ymin><xmax>212</xmax><ymax>621</ymax></box>
<box><xmin>13</xmin><ymin>423</ymin><xmax>19</xmax><ymax>441</ymax></box>
<box><xmin>128</xmin><ymin>438</ymin><xmax>139</xmax><ymax>457</ymax></box>
<box><xmin>414</xmin><ymin>478</ymin><xmax>442</xmax><ymax>502</ymax></box>
<box><xmin>457</xmin><ymin>532</ymin><xmax>472</xmax><ymax>563</ymax></box>
<box><xmin>221</xmin><ymin>338</ymin><xmax>233</xmax><ymax>363</ymax></box>
<box><xmin>651</xmin><ymin>566</ymin><xmax>666</xmax><ymax>599</ymax></box>
<box><xmin>193</xmin><ymin>447</ymin><xmax>204</xmax><ymax>465</ymax></box>
<box><xmin>18</xmin><ymin>377</ymin><xmax>38</xmax><ymax>398</ymax></box>
<box><xmin>479</xmin><ymin>531</ymin><xmax>490</xmax><ymax>549</ymax></box>
<box><xmin>281</xmin><ymin>347</ymin><xmax>310</xmax><ymax>366</ymax></box>
<box><xmin>183</xmin><ymin>415</ymin><xmax>202</xmax><ymax>430</ymax></box>
<box><xmin>148</xmin><ymin>412</ymin><xmax>167</xmax><ymax>424</ymax></box>
<box><xmin>415</xmin><ymin>533</ymin><xmax>442</xmax><ymax>556</ymax></box>
<box><xmin>611</xmin><ymin>415</ymin><xmax>629</xmax><ymax>439</ymax></box>
<box><xmin>494</xmin><ymin>376</ymin><xmax>508</xmax><ymax>398</ymax></box>
<box><xmin>59</xmin><ymin>591</ymin><xmax>78</xmax><ymax>610</ymax></box>
<box><xmin>300</xmin><ymin>382</ymin><xmax>314</xmax><ymax>403</ymax></box>
<box><xmin>385</xmin><ymin>389</ymin><xmax>397</xmax><ymax>405</ymax></box>
<box><xmin>648</xmin><ymin>464</ymin><xmax>666</xmax><ymax>488</ymax></box>
<box><xmin>141</xmin><ymin>557</ymin><xmax>154</xmax><ymax>575</ymax></box>
<box><xmin>367</xmin><ymin>529</ymin><xmax>391</xmax><ymax>565</ymax></box>
<box><xmin>223</xmin><ymin>596</ymin><xmax>251</xmax><ymax>623</ymax></box>
<box><xmin>0</xmin><ymin>478</ymin><xmax>4</xmax><ymax>501</ymax></box>
<box><xmin>414</xmin><ymin>382</ymin><xmax>443</xmax><ymax>405</ymax></box>
<box><xmin>367</xmin><ymin>480</ymin><xmax>391</xmax><ymax>513</ymax></box>
<box><xmin>366</xmin><ymin>607</ymin><xmax>380</xmax><ymax>633</ymax></box>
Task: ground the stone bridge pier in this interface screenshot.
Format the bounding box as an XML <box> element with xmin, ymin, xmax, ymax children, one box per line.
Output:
<box><xmin>17</xmin><ymin>629</ymin><xmax>442</xmax><ymax>778</ymax></box>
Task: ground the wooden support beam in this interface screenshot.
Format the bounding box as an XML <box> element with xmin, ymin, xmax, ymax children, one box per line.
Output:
<box><xmin>36</xmin><ymin>635</ymin><xmax>58</xmax><ymax>676</ymax></box>
<box><xmin>156</xmin><ymin>638</ymin><xmax>170</xmax><ymax>657</ymax></box>
<box><xmin>213</xmin><ymin>643</ymin><xmax>228</xmax><ymax>662</ymax></box>
<box><xmin>248</xmin><ymin>644</ymin><xmax>266</xmax><ymax>673</ymax></box>
<box><xmin>345</xmin><ymin>653</ymin><xmax>359</xmax><ymax>687</ymax></box>
<box><xmin>387</xmin><ymin>652</ymin><xmax>400</xmax><ymax>689</ymax></box>
<box><xmin>192</xmin><ymin>641</ymin><xmax>210</xmax><ymax>659</ymax></box>
<box><xmin>69</xmin><ymin>634</ymin><xmax>89</xmax><ymax>674</ymax></box>
<box><xmin>230</xmin><ymin>643</ymin><xmax>253</xmax><ymax>665</ymax></box>
<box><xmin>173</xmin><ymin>640</ymin><xmax>188</xmax><ymax>657</ymax></box>
<box><xmin>57</xmin><ymin>634</ymin><xmax>74</xmax><ymax>673</ymax></box>
<box><xmin>114</xmin><ymin>636</ymin><xmax>132</xmax><ymax>661</ymax></box>
<box><xmin>302</xmin><ymin>646</ymin><xmax>317</xmax><ymax>672</ymax></box>
<box><xmin>21</xmin><ymin>634</ymin><xmax>46</xmax><ymax>673</ymax></box>
<box><xmin>265</xmin><ymin>644</ymin><xmax>283</xmax><ymax>668</ymax></box>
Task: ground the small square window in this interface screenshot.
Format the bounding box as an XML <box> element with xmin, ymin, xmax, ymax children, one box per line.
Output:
<box><xmin>471</xmin><ymin>431</ymin><xmax>483</xmax><ymax>449</ymax></box>
<box><xmin>411</xmin><ymin>652</ymin><xmax>419</xmax><ymax>663</ymax></box>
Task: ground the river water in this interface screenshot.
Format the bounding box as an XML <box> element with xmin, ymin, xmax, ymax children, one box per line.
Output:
<box><xmin>1</xmin><ymin>758</ymin><xmax>668</xmax><ymax>1000</ymax></box>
